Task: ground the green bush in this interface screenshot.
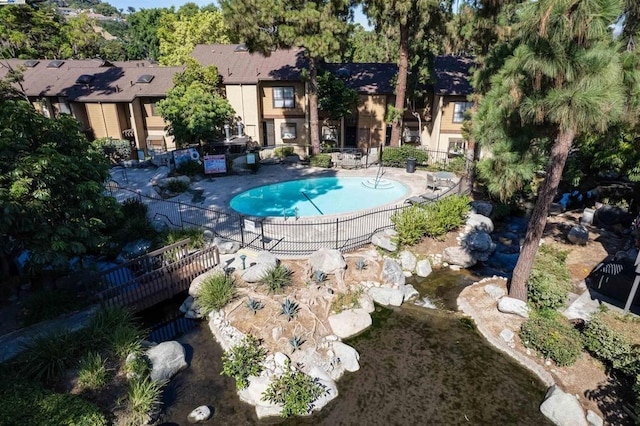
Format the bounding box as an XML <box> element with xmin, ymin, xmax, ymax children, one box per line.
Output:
<box><xmin>77</xmin><ymin>352</ymin><xmax>111</xmax><ymax>390</ymax></box>
<box><xmin>382</xmin><ymin>146</ymin><xmax>429</xmax><ymax>167</ymax></box>
<box><xmin>422</xmin><ymin>194</ymin><xmax>471</xmax><ymax>238</ymax></box>
<box><xmin>444</xmin><ymin>155</ymin><xmax>467</xmax><ymax>174</ymax></box>
<box><xmin>0</xmin><ymin>376</ymin><xmax>108</xmax><ymax>426</ymax></box>
<box><xmin>165</xmin><ymin>179</ymin><xmax>190</xmax><ymax>193</ymax></box>
<box><xmin>221</xmin><ymin>334</ymin><xmax>267</xmax><ymax>390</ymax></box>
<box><xmin>21</xmin><ymin>289</ymin><xmax>85</xmax><ymax>326</ymax></box>
<box><xmin>196</xmin><ymin>272</ymin><xmax>236</xmax><ymax>313</ymax></box>
<box><xmin>126</xmin><ymin>376</ymin><xmax>163</xmax><ymax>424</ymax></box>
<box><xmin>274</xmin><ymin>146</ymin><xmax>295</xmax><ymax>158</ymax></box>
<box><xmin>583</xmin><ymin>311</ymin><xmax>640</xmax><ymax>376</ymax></box>
<box><xmin>93</xmin><ymin>137</ymin><xmax>131</xmax><ymax>164</ymax></box>
<box><xmin>519</xmin><ymin>310</ymin><xmax>583</xmax><ymax>367</ymax></box>
<box><xmin>527</xmin><ymin>245</ymin><xmax>571</xmax><ymax>310</ymax></box>
<box><xmin>309</xmin><ymin>153</ymin><xmax>332</xmax><ymax>168</ymax></box>
<box><xmin>261</xmin><ymin>264</ymin><xmax>293</xmax><ymax>294</ymax></box>
<box><xmin>391</xmin><ymin>205</ymin><xmax>430</xmax><ymax>246</ymax></box>
<box><xmin>164</xmin><ymin>227</ymin><xmax>205</xmax><ymax>250</ymax></box>
<box><xmin>261</xmin><ymin>359</ymin><xmax>326</xmax><ymax>418</ymax></box>
<box><xmin>176</xmin><ymin>158</ymin><xmax>202</xmax><ymax>177</ymax></box>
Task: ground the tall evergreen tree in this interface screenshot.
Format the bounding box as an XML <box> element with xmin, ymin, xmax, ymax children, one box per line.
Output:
<box><xmin>220</xmin><ymin>0</ymin><xmax>352</xmax><ymax>155</ymax></box>
<box><xmin>473</xmin><ymin>0</ymin><xmax>627</xmax><ymax>301</ymax></box>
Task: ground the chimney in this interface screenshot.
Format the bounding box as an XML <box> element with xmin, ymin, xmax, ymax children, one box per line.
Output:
<box><xmin>227</xmin><ymin>67</ymin><xmax>231</xmax><ymax>76</ymax></box>
<box><xmin>130</xmin><ymin>81</ymin><xmax>134</xmax><ymax>86</ymax></box>
<box><xmin>224</xmin><ymin>124</ymin><xmax>231</xmax><ymax>142</ymax></box>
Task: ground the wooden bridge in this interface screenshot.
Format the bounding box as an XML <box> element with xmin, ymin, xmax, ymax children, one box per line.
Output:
<box><xmin>94</xmin><ymin>239</ymin><xmax>220</xmax><ymax>313</ymax></box>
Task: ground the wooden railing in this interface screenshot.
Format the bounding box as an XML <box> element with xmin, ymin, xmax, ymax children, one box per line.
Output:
<box><xmin>94</xmin><ymin>239</ymin><xmax>220</xmax><ymax>312</ymax></box>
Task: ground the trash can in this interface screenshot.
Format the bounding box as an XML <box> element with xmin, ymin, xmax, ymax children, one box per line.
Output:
<box><xmin>406</xmin><ymin>157</ymin><xmax>416</xmax><ymax>173</ymax></box>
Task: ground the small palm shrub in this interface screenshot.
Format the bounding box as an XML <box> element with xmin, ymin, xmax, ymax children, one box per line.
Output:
<box><xmin>527</xmin><ymin>244</ymin><xmax>571</xmax><ymax>310</ymax></box>
<box><xmin>309</xmin><ymin>153</ymin><xmax>332</xmax><ymax>168</ymax></box>
<box><xmin>196</xmin><ymin>272</ymin><xmax>236</xmax><ymax>313</ymax></box>
<box><xmin>221</xmin><ymin>334</ymin><xmax>267</xmax><ymax>390</ymax></box>
<box><xmin>330</xmin><ymin>288</ymin><xmax>363</xmax><ymax>313</ymax></box>
<box><xmin>126</xmin><ymin>377</ymin><xmax>163</xmax><ymax>424</ymax></box>
<box><xmin>280</xmin><ymin>298</ymin><xmax>300</xmax><ymax>321</ymax></box>
<box><xmin>583</xmin><ymin>310</ymin><xmax>640</xmax><ymax>376</ymax></box>
<box><xmin>261</xmin><ymin>359</ymin><xmax>326</xmax><ymax>418</ymax></box>
<box><xmin>84</xmin><ymin>307</ymin><xmax>144</xmax><ymax>359</ymax></box>
<box><xmin>261</xmin><ymin>264</ymin><xmax>292</xmax><ymax>294</ymax></box>
<box><xmin>77</xmin><ymin>352</ymin><xmax>111</xmax><ymax>391</ymax></box>
<box><xmin>108</xmin><ymin>325</ymin><xmax>144</xmax><ymax>359</ymax></box>
<box><xmin>519</xmin><ymin>310</ymin><xmax>583</xmax><ymax>367</ymax></box>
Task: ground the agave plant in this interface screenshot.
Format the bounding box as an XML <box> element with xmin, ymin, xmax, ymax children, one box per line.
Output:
<box><xmin>289</xmin><ymin>335</ymin><xmax>305</xmax><ymax>353</ymax></box>
<box><xmin>246</xmin><ymin>298</ymin><xmax>265</xmax><ymax>315</ymax></box>
<box><xmin>313</xmin><ymin>270</ymin><xmax>327</xmax><ymax>283</ymax></box>
<box><xmin>280</xmin><ymin>298</ymin><xmax>300</xmax><ymax>321</ymax></box>
<box><xmin>356</xmin><ymin>259</ymin><xmax>367</xmax><ymax>271</ymax></box>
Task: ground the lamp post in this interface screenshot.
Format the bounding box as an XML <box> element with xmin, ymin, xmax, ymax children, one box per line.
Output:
<box><xmin>239</xmin><ymin>254</ymin><xmax>247</xmax><ymax>270</ymax></box>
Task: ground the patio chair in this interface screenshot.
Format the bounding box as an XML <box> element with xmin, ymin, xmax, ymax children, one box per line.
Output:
<box><xmin>426</xmin><ymin>173</ymin><xmax>440</xmax><ymax>191</ymax></box>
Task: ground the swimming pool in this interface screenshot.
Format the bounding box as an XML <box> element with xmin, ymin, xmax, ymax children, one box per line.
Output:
<box><xmin>230</xmin><ymin>177</ymin><xmax>408</xmax><ymax>217</ymax></box>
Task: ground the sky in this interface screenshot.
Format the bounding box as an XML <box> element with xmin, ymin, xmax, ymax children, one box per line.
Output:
<box><xmin>106</xmin><ymin>0</ymin><xmax>372</xmax><ymax>30</ymax></box>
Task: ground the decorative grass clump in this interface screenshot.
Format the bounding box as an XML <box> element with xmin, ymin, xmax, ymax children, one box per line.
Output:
<box><xmin>19</xmin><ymin>328</ymin><xmax>82</xmax><ymax>383</ymax></box>
<box><xmin>77</xmin><ymin>352</ymin><xmax>111</xmax><ymax>391</ymax></box>
<box><xmin>519</xmin><ymin>310</ymin><xmax>583</xmax><ymax>367</ymax></box>
<box><xmin>261</xmin><ymin>359</ymin><xmax>327</xmax><ymax>418</ymax></box>
<box><xmin>527</xmin><ymin>244</ymin><xmax>572</xmax><ymax>310</ymax></box>
<box><xmin>195</xmin><ymin>272</ymin><xmax>236</xmax><ymax>313</ymax></box>
<box><xmin>221</xmin><ymin>334</ymin><xmax>267</xmax><ymax>390</ymax></box>
<box><xmin>261</xmin><ymin>264</ymin><xmax>293</xmax><ymax>294</ymax></box>
<box><xmin>126</xmin><ymin>377</ymin><xmax>164</xmax><ymax>424</ymax></box>
<box><xmin>163</xmin><ymin>227</ymin><xmax>205</xmax><ymax>250</ymax></box>
<box><xmin>84</xmin><ymin>307</ymin><xmax>144</xmax><ymax>360</ymax></box>
<box><xmin>165</xmin><ymin>179</ymin><xmax>190</xmax><ymax>194</ymax></box>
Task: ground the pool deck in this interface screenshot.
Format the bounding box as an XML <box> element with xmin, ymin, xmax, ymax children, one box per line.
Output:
<box><xmin>110</xmin><ymin>163</ymin><xmax>455</xmax><ymax>214</ymax></box>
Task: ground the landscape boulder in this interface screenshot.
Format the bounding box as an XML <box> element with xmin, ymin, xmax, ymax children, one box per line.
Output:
<box><xmin>308</xmin><ymin>248</ymin><xmax>347</xmax><ymax>275</ymax></box>
<box><xmin>241</xmin><ymin>252</ymin><xmax>279</xmax><ymax>283</ymax></box>
<box><xmin>371</xmin><ymin>229</ymin><xmax>398</xmax><ymax>252</ymax></box>
<box><xmin>146</xmin><ymin>341</ymin><xmax>188</xmax><ymax>383</ymax></box>
<box><xmin>187</xmin><ymin>406</ymin><xmax>212</xmax><ymax>423</ymax></box>
<box><xmin>465</xmin><ymin>213</ymin><xmax>494</xmax><ymax>233</ymax></box>
<box><xmin>471</xmin><ymin>200</ymin><xmax>493</xmax><ymax>217</ymax></box>
<box><xmin>213</xmin><ymin>237</ymin><xmax>241</xmax><ymax>254</ymax></box>
<box><xmin>484</xmin><ymin>284</ymin><xmax>506</xmax><ymax>300</ymax></box>
<box><xmin>462</xmin><ymin>230</ymin><xmax>494</xmax><ymax>253</ymax></box>
<box><xmin>328</xmin><ymin>309</ymin><xmax>372</xmax><ymax>339</ymax></box>
<box><xmin>331</xmin><ymin>341</ymin><xmax>360</xmax><ymax>372</ymax></box>
<box><xmin>368</xmin><ymin>286</ymin><xmax>404</xmax><ymax>306</ymax></box>
<box><xmin>539</xmin><ymin>385</ymin><xmax>588</xmax><ymax>426</ymax></box>
<box><xmin>416</xmin><ymin>259</ymin><xmax>433</xmax><ymax>278</ymax></box>
<box><xmin>442</xmin><ymin>246</ymin><xmax>477</xmax><ymax>268</ymax></box>
<box><xmin>567</xmin><ymin>225</ymin><xmax>589</xmax><ymax>245</ymax></box>
<box><xmin>498</xmin><ymin>297</ymin><xmax>530</xmax><ymax>318</ymax></box>
<box><xmin>398</xmin><ymin>250</ymin><xmax>417</xmax><ymax>272</ymax></box>
<box><xmin>382</xmin><ymin>258</ymin><xmax>405</xmax><ymax>286</ymax></box>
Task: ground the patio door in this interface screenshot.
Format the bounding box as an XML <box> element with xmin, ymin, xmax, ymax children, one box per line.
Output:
<box><xmin>262</xmin><ymin>119</ymin><xmax>276</xmax><ymax>146</ymax></box>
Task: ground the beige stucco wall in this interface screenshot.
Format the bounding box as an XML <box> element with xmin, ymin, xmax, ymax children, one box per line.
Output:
<box><xmin>261</xmin><ymin>82</ymin><xmax>306</xmax><ymax>118</ymax></box>
<box><xmin>86</xmin><ymin>103</ymin><xmax>122</xmax><ymax>139</ymax></box>
<box><xmin>356</xmin><ymin>94</ymin><xmax>387</xmax><ymax>150</ymax></box>
<box><xmin>440</xmin><ymin>96</ymin><xmax>467</xmax><ymax>133</ymax></box>
<box><xmin>226</xmin><ymin>84</ymin><xmax>259</xmax><ymax>139</ymax></box>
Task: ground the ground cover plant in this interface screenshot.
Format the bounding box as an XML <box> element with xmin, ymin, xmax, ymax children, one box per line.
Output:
<box><xmin>330</xmin><ymin>287</ymin><xmax>363</xmax><ymax>313</ymax></box>
<box><xmin>519</xmin><ymin>310</ymin><xmax>583</xmax><ymax>367</ymax></box>
<box><xmin>527</xmin><ymin>244</ymin><xmax>571</xmax><ymax>310</ymax></box>
<box><xmin>221</xmin><ymin>334</ymin><xmax>267</xmax><ymax>390</ymax></box>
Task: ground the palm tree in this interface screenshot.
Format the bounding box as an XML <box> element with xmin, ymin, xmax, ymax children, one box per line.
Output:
<box><xmin>473</xmin><ymin>0</ymin><xmax>627</xmax><ymax>301</ymax></box>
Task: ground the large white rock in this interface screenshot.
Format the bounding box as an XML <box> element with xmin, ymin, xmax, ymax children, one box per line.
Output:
<box><xmin>187</xmin><ymin>405</ymin><xmax>212</xmax><ymax>423</ymax></box>
<box><xmin>402</xmin><ymin>284</ymin><xmax>420</xmax><ymax>302</ymax></box>
<box><xmin>540</xmin><ymin>385</ymin><xmax>588</xmax><ymax>426</ymax></box>
<box><xmin>466</xmin><ymin>213</ymin><xmax>494</xmax><ymax>233</ymax></box>
<box><xmin>462</xmin><ymin>230</ymin><xmax>494</xmax><ymax>252</ymax></box>
<box><xmin>368</xmin><ymin>286</ymin><xmax>404</xmax><ymax>306</ymax></box>
<box><xmin>371</xmin><ymin>229</ymin><xmax>398</xmax><ymax>252</ymax></box>
<box><xmin>382</xmin><ymin>258</ymin><xmax>405</xmax><ymax>286</ymax></box>
<box><xmin>146</xmin><ymin>341</ymin><xmax>188</xmax><ymax>383</ymax></box>
<box><xmin>416</xmin><ymin>259</ymin><xmax>433</xmax><ymax>277</ymax></box>
<box><xmin>484</xmin><ymin>284</ymin><xmax>506</xmax><ymax>300</ymax></box>
<box><xmin>241</xmin><ymin>263</ymin><xmax>273</xmax><ymax>283</ymax></box>
<box><xmin>398</xmin><ymin>250</ymin><xmax>417</xmax><ymax>272</ymax></box>
<box><xmin>331</xmin><ymin>341</ymin><xmax>360</xmax><ymax>372</ymax></box>
<box><xmin>256</xmin><ymin>250</ymin><xmax>279</xmax><ymax>268</ymax></box>
<box><xmin>328</xmin><ymin>309</ymin><xmax>372</xmax><ymax>339</ymax></box>
<box><xmin>442</xmin><ymin>246</ymin><xmax>477</xmax><ymax>268</ymax></box>
<box><xmin>213</xmin><ymin>237</ymin><xmax>241</xmax><ymax>254</ymax></box>
<box><xmin>498</xmin><ymin>297</ymin><xmax>530</xmax><ymax>318</ymax></box>
<box><xmin>357</xmin><ymin>292</ymin><xmax>375</xmax><ymax>313</ymax></box>
<box><xmin>238</xmin><ymin>375</ymin><xmax>282</xmax><ymax>419</ymax></box>
<box><xmin>308</xmin><ymin>248</ymin><xmax>347</xmax><ymax>275</ymax></box>
<box><xmin>307</xmin><ymin>366</ymin><xmax>339</xmax><ymax>414</ymax></box>
<box><xmin>586</xmin><ymin>410</ymin><xmax>604</xmax><ymax>426</ymax></box>
<box><xmin>568</xmin><ymin>225</ymin><xmax>589</xmax><ymax>245</ymax></box>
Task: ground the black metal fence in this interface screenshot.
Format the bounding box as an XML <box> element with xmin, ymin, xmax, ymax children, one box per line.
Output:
<box><xmin>106</xmin><ymin>173</ymin><xmax>471</xmax><ymax>257</ymax></box>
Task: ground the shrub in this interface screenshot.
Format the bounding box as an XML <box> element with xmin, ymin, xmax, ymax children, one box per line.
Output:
<box><xmin>261</xmin><ymin>264</ymin><xmax>293</xmax><ymax>294</ymax></box>
<box><xmin>84</xmin><ymin>307</ymin><xmax>144</xmax><ymax>360</ymax></box>
<box><xmin>176</xmin><ymin>158</ymin><xmax>201</xmax><ymax>177</ymax></box>
<box><xmin>77</xmin><ymin>352</ymin><xmax>111</xmax><ymax>390</ymax></box>
<box><xmin>422</xmin><ymin>194</ymin><xmax>471</xmax><ymax>238</ymax></box>
<box><xmin>0</xmin><ymin>376</ymin><xmax>108</xmax><ymax>426</ymax></box>
<box><xmin>583</xmin><ymin>311</ymin><xmax>640</xmax><ymax>376</ymax></box>
<box><xmin>330</xmin><ymin>287</ymin><xmax>363</xmax><ymax>313</ymax></box>
<box><xmin>261</xmin><ymin>359</ymin><xmax>326</xmax><ymax>418</ymax></box>
<box><xmin>164</xmin><ymin>227</ymin><xmax>205</xmax><ymax>250</ymax></box>
<box><xmin>126</xmin><ymin>377</ymin><xmax>163</xmax><ymax>424</ymax></box>
<box><xmin>93</xmin><ymin>137</ymin><xmax>131</xmax><ymax>164</ymax></box>
<box><xmin>274</xmin><ymin>146</ymin><xmax>295</xmax><ymax>158</ymax></box>
<box><xmin>391</xmin><ymin>205</ymin><xmax>430</xmax><ymax>246</ymax></box>
<box><xmin>519</xmin><ymin>310</ymin><xmax>583</xmax><ymax>367</ymax></box>
<box><xmin>382</xmin><ymin>146</ymin><xmax>429</xmax><ymax>168</ymax></box>
<box><xmin>165</xmin><ymin>179</ymin><xmax>190</xmax><ymax>193</ymax></box>
<box><xmin>221</xmin><ymin>334</ymin><xmax>267</xmax><ymax>390</ymax></box>
<box><xmin>110</xmin><ymin>198</ymin><xmax>156</xmax><ymax>244</ymax></box>
<box><xmin>309</xmin><ymin>153</ymin><xmax>332</xmax><ymax>168</ymax></box>
<box><xmin>444</xmin><ymin>155</ymin><xmax>467</xmax><ymax>174</ymax></box>
<box><xmin>527</xmin><ymin>244</ymin><xmax>571</xmax><ymax>310</ymax></box>
<box><xmin>20</xmin><ymin>328</ymin><xmax>81</xmax><ymax>383</ymax></box>
<box><xmin>196</xmin><ymin>272</ymin><xmax>236</xmax><ymax>313</ymax></box>
<box><xmin>21</xmin><ymin>289</ymin><xmax>85</xmax><ymax>326</ymax></box>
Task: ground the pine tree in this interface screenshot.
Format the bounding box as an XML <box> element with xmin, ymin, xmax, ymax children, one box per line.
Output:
<box><xmin>220</xmin><ymin>0</ymin><xmax>351</xmax><ymax>155</ymax></box>
<box><xmin>473</xmin><ymin>0</ymin><xmax>627</xmax><ymax>301</ymax></box>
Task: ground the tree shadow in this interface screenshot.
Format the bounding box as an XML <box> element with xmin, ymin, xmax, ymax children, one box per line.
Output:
<box><xmin>584</xmin><ymin>371</ymin><xmax>635</xmax><ymax>425</ymax></box>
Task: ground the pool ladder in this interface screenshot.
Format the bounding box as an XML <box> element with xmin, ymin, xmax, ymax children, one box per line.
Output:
<box><xmin>373</xmin><ymin>164</ymin><xmax>384</xmax><ymax>189</ymax></box>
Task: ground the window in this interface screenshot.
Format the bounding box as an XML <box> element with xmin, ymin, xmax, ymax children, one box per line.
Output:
<box><xmin>273</xmin><ymin>87</ymin><xmax>295</xmax><ymax>108</ymax></box>
<box><xmin>453</xmin><ymin>102</ymin><xmax>473</xmax><ymax>123</ymax></box>
<box><xmin>281</xmin><ymin>123</ymin><xmax>296</xmax><ymax>140</ymax></box>
<box><xmin>448</xmin><ymin>138</ymin><xmax>466</xmax><ymax>155</ymax></box>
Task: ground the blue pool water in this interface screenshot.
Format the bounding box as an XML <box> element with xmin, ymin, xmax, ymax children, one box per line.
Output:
<box><xmin>230</xmin><ymin>177</ymin><xmax>408</xmax><ymax>217</ymax></box>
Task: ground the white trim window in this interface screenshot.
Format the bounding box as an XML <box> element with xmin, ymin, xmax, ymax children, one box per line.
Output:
<box><xmin>453</xmin><ymin>102</ymin><xmax>473</xmax><ymax>123</ymax></box>
<box><xmin>448</xmin><ymin>138</ymin><xmax>466</xmax><ymax>155</ymax></box>
<box><xmin>273</xmin><ymin>87</ymin><xmax>295</xmax><ymax>108</ymax></box>
<box><xmin>281</xmin><ymin>123</ymin><xmax>297</xmax><ymax>140</ymax></box>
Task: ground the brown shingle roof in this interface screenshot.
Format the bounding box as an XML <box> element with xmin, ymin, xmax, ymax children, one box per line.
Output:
<box><xmin>433</xmin><ymin>56</ymin><xmax>474</xmax><ymax>96</ymax></box>
<box><xmin>0</xmin><ymin>59</ymin><xmax>182</xmax><ymax>102</ymax></box>
<box><xmin>322</xmin><ymin>63</ymin><xmax>398</xmax><ymax>95</ymax></box>
<box><xmin>191</xmin><ymin>44</ymin><xmax>307</xmax><ymax>84</ymax></box>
